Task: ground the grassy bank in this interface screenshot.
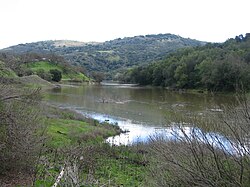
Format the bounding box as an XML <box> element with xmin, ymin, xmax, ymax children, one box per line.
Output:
<box><xmin>0</xmin><ymin>77</ymin><xmax>146</xmax><ymax>186</ymax></box>
<box><xmin>33</xmin><ymin>105</ymin><xmax>147</xmax><ymax>186</ymax></box>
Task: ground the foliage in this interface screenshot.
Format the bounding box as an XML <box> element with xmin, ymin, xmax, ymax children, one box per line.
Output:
<box><xmin>0</xmin><ymin>53</ymin><xmax>89</xmax><ymax>82</ymax></box>
<box><xmin>120</xmin><ymin>34</ymin><xmax>250</xmax><ymax>91</ymax></box>
<box><xmin>49</xmin><ymin>69</ymin><xmax>62</xmax><ymax>82</ymax></box>
<box><xmin>0</xmin><ymin>34</ymin><xmax>205</xmax><ymax>79</ymax></box>
<box><xmin>36</xmin><ymin>68</ymin><xmax>52</xmax><ymax>81</ymax></box>
<box><xmin>91</xmin><ymin>71</ymin><xmax>105</xmax><ymax>83</ymax></box>
<box><xmin>28</xmin><ymin>61</ymin><xmax>88</xmax><ymax>82</ymax></box>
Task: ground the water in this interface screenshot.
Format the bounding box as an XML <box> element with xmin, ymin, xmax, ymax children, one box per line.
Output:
<box><xmin>44</xmin><ymin>83</ymin><xmax>237</xmax><ymax>147</ymax></box>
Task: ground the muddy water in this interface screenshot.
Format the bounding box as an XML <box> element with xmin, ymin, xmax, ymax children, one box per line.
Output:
<box><xmin>45</xmin><ymin>83</ymin><xmax>236</xmax><ymax>146</ymax></box>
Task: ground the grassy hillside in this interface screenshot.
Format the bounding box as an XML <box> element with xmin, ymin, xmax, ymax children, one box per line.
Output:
<box><xmin>1</xmin><ymin>34</ymin><xmax>206</xmax><ymax>78</ymax></box>
<box><xmin>0</xmin><ymin>52</ymin><xmax>90</xmax><ymax>82</ymax></box>
<box><xmin>25</xmin><ymin>61</ymin><xmax>89</xmax><ymax>82</ymax></box>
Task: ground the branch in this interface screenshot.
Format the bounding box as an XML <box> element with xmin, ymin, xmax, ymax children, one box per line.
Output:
<box><xmin>52</xmin><ymin>166</ymin><xmax>65</xmax><ymax>187</ymax></box>
<box><xmin>1</xmin><ymin>95</ymin><xmax>22</xmax><ymax>101</ymax></box>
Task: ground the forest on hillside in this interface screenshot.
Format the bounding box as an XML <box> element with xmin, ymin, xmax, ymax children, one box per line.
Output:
<box><xmin>1</xmin><ymin>34</ymin><xmax>205</xmax><ymax>79</ymax></box>
<box><xmin>119</xmin><ymin>34</ymin><xmax>250</xmax><ymax>92</ymax></box>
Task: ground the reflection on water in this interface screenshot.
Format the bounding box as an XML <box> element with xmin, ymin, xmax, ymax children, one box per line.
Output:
<box><xmin>75</xmin><ymin>109</ymin><xmax>244</xmax><ymax>155</ymax></box>
<box><xmin>75</xmin><ymin>110</ymin><xmax>158</xmax><ymax>145</ymax></box>
<box><xmin>45</xmin><ymin>83</ymin><xmax>242</xmax><ymax>153</ymax></box>
<box><xmin>45</xmin><ymin>84</ymin><xmax>236</xmax><ymax>127</ymax></box>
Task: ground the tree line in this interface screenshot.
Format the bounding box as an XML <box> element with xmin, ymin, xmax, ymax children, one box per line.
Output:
<box><xmin>119</xmin><ymin>34</ymin><xmax>250</xmax><ymax>92</ymax></box>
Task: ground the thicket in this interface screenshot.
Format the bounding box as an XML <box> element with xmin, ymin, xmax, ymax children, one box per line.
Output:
<box><xmin>0</xmin><ymin>83</ymin><xmax>45</xmax><ymax>184</ymax></box>
<box><xmin>49</xmin><ymin>69</ymin><xmax>62</xmax><ymax>82</ymax></box>
<box><xmin>144</xmin><ymin>92</ymin><xmax>250</xmax><ymax>186</ymax></box>
<box><xmin>120</xmin><ymin>34</ymin><xmax>250</xmax><ymax>92</ymax></box>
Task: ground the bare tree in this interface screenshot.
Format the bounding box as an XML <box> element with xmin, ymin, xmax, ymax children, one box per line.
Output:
<box><xmin>145</xmin><ymin>93</ymin><xmax>250</xmax><ymax>187</ymax></box>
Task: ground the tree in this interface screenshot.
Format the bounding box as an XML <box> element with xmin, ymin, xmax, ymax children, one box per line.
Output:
<box><xmin>36</xmin><ymin>69</ymin><xmax>52</xmax><ymax>81</ymax></box>
<box><xmin>92</xmin><ymin>72</ymin><xmax>105</xmax><ymax>83</ymax></box>
<box><xmin>174</xmin><ymin>63</ymin><xmax>188</xmax><ymax>88</ymax></box>
<box><xmin>195</xmin><ymin>59</ymin><xmax>214</xmax><ymax>89</ymax></box>
<box><xmin>49</xmin><ymin>69</ymin><xmax>62</xmax><ymax>82</ymax></box>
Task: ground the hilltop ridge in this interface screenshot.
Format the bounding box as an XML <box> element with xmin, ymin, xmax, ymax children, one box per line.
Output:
<box><xmin>1</xmin><ymin>34</ymin><xmax>206</xmax><ymax>78</ymax></box>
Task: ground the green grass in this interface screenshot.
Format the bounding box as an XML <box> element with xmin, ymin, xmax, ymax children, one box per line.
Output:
<box><xmin>27</xmin><ymin>61</ymin><xmax>60</xmax><ymax>72</ymax></box>
<box><xmin>25</xmin><ymin>61</ymin><xmax>89</xmax><ymax>82</ymax></box>
<box><xmin>46</xmin><ymin>118</ymin><xmax>119</xmax><ymax>148</ymax></box>
<box><xmin>35</xmin><ymin>105</ymin><xmax>145</xmax><ymax>186</ymax></box>
<box><xmin>93</xmin><ymin>145</ymin><xmax>146</xmax><ymax>186</ymax></box>
<box><xmin>62</xmin><ymin>71</ymin><xmax>88</xmax><ymax>81</ymax></box>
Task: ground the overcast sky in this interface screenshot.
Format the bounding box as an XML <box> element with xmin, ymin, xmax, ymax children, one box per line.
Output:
<box><xmin>0</xmin><ymin>0</ymin><xmax>249</xmax><ymax>49</ymax></box>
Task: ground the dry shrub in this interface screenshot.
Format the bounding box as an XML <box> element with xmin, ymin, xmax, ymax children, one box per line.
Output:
<box><xmin>0</xmin><ymin>84</ymin><xmax>46</xmax><ymax>177</ymax></box>
<box><xmin>145</xmin><ymin>94</ymin><xmax>250</xmax><ymax>187</ymax></box>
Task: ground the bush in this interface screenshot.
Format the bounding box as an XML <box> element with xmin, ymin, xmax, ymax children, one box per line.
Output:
<box><xmin>49</xmin><ymin>69</ymin><xmax>62</xmax><ymax>82</ymax></box>
<box><xmin>0</xmin><ymin>85</ymin><xmax>45</xmax><ymax>177</ymax></box>
<box><xmin>36</xmin><ymin>68</ymin><xmax>52</xmax><ymax>81</ymax></box>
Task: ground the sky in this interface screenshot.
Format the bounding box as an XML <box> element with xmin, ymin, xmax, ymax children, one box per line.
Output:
<box><xmin>0</xmin><ymin>0</ymin><xmax>249</xmax><ymax>49</ymax></box>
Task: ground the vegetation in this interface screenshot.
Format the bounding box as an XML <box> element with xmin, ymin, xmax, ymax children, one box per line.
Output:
<box><xmin>144</xmin><ymin>92</ymin><xmax>250</xmax><ymax>186</ymax></box>
<box><xmin>34</xmin><ymin>106</ymin><xmax>145</xmax><ymax>186</ymax></box>
<box><xmin>25</xmin><ymin>61</ymin><xmax>88</xmax><ymax>82</ymax></box>
<box><xmin>1</xmin><ymin>74</ymin><xmax>250</xmax><ymax>186</ymax></box>
<box><xmin>1</xmin><ymin>33</ymin><xmax>250</xmax><ymax>186</ymax></box>
<box><xmin>120</xmin><ymin>34</ymin><xmax>250</xmax><ymax>92</ymax></box>
<box><xmin>1</xmin><ymin>34</ymin><xmax>205</xmax><ymax>79</ymax></box>
<box><xmin>46</xmin><ymin>118</ymin><xmax>119</xmax><ymax>148</ymax></box>
<box><xmin>0</xmin><ymin>61</ymin><xmax>17</xmax><ymax>78</ymax></box>
<box><xmin>0</xmin><ymin>75</ymin><xmax>145</xmax><ymax>186</ymax></box>
<box><xmin>49</xmin><ymin>69</ymin><xmax>62</xmax><ymax>82</ymax></box>
<box><xmin>0</xmin><ymin>82</ymin><xmax>45</xmax><ymax>186</ymax></box>
<box><xmin>0</xmin><ymin>53</ymin><xmax>89</xmax><ymax>82</ymax></box>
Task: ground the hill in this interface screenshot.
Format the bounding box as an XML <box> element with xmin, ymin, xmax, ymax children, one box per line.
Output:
<box><xmin>119</xmin><ymin>34</ymin><xmax>250</xmax><ymax>91</ymax></box>
<box><xmin>1</xmin><ymin>34</ymin><xmax>206</xmax><ymax>78</ymax></box>
<box><xmin>24</xmin><ymin>61</ymin><xmax>89</xmax><ymax>82</ymax></box>
<box><xmin>0</xmin><ymin>53</ymin><xmax>89</xmax><ymax>83</ymax></box>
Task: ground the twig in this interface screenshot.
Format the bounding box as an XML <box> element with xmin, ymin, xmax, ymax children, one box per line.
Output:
<box><xmin>51</xmin><ymin>166</ymin><xmax>65</xmax><ymax>187</ymax></box>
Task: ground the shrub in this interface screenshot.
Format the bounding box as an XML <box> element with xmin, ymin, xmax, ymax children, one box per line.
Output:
<box><xmin>145</xmin><ymin>93</ymin><xmax>250</xmax><ymax>186</ymax></box>
<box><xmin>49</xmin><ymin>69</ymin><xmax>62</xmax><ymax>82</ymax></box>
<box><xmin>0</xmin><ymin>84</ymin><xmax>45</xmax><ymax>178</ymax></box>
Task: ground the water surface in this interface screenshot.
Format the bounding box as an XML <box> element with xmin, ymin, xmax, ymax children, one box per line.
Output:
<box><xmin>45</xmin><ymin>83</ymin><xmax>236</xmax><ymax>145</ymax></box>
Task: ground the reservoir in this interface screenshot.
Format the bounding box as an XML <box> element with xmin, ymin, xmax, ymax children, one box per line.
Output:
<box><xmin>45</xmin><ymin>83</ymin><xmax>237</xmax><ymax>146</ymax></box>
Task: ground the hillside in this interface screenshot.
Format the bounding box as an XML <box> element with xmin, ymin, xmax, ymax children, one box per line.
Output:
<box><xmin>120</xmin><ymin>34</ymin><xmax>250</xmax><ymax>91</ymax></box>
<box><xmin>0</xmin><ymin>53</ymin><xmax>89</xmax><ymax>83</ymax></box>
<box><xmin>1</xmin><ymin>34</ymin><xmax>206</xmax><ymax>78</ymax></box>
<box><xmin>24</xmin><ymin>61</ymin><xmax>89</xmax><ymax>82</ymax></box>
